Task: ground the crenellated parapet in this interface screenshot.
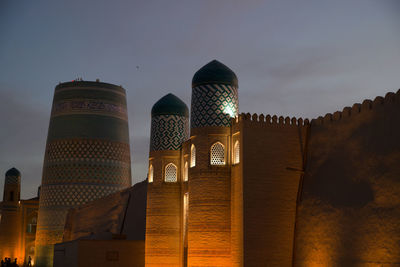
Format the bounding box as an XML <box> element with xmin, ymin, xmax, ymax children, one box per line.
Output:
<box><xmin>233</xmin><ymin>112</ymin><xmax>310</xmax><ymax>127</ymax></box>
<box><xmin>311</xmin><ymin>89</ymin><xmax>400</xmax><ymax>126</ymax></box>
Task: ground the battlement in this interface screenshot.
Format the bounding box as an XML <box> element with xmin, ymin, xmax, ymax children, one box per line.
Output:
<box><xmin>311</xmin><ymin>89</ymin><xmax>400</xmax><ymax>126</ymax></box>
<box><xmin>234</xmin><ymin>112</ymin><xmax>310</xmax><ymax>127</ymax></box>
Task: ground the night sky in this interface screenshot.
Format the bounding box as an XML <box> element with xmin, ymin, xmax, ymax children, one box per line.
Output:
<box><xmin>1</xmin><ymin>0</ymin><xmax>399</xmax><ymax>199</ymax></box>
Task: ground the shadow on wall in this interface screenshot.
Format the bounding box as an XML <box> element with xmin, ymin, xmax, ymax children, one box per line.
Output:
<box><xmin>295</xmin><ymin>92</ymin><xmax>400</xmax><ymax>266</ymax></box>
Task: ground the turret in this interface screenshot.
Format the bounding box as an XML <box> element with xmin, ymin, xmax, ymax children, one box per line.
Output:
<box><xmin>145</xmin><ymin>94</ymin><xmax>189</xmax><ymax>266</ymax></box>
<box><xmin>187</xmin><ymin>60</ymin><xmax>239</xmax><ymax>266</ymax></box>
<box><xmin>0</xmin><ymin>168</ymin><xmax>22</xmax><ymax>262</ymax></box>
<box><xmin>3</xmin><ymin>168</ymin><xmax>21</xmax><ymax>203</ymax></box>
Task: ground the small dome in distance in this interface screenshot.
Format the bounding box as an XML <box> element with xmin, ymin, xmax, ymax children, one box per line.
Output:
<box><xmin>192</xmin><ymin>60</ymin><xmax>238</xmax><ymax>88</ymax></box>
<box><xmin>151</xmin><ymin>93</ymin><xmax>189</xmax><ymax>117</ymax></box>
<box><xmin>5</xmin><ymin>167</ymin><xmax>20</xmax><ymax>177</ymax></box>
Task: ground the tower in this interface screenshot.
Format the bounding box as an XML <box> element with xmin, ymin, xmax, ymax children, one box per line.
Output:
<box><xmin>0</xmin><ymin>168</ymin><xmax>22</xmax><ymax>261</ymax></box>
<box><xmin>35</xmin><ymin>81</ymin><xmax>132</xmax><ymax>267</ymax></box>
<box><xmin>188</xmin><ymin>60</ymin><xmax>239</xmax><ymax>266</ymax></box>
<box><xmin>145</xmin><ymin>94</ymin><xmax>189</xmax><ymax>266</ymax></box>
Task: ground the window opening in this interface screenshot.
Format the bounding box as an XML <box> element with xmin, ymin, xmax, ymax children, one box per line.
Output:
<box><xmin>148</xmin><ymin>164</ymin><xmax>153</xmax><ymax>183</ymax></box>
<box><xmin>234</xmin><ymin>141</ymin><xmax>240</xmax><ymax>164</ymax></box>
<box><xmin>190</xmin><ymin>144</ymin><xmax>196</xmax><ymax>167</ymax></box>
<box><xmin>165</xmin><ymin>163</ymin><xmax>177</xmax><ymax>182</ymax></box>
<box><xmin>210</xmin><ymin>142</ymin><xmax>225</xmax><ymax>165</ymax></box>
<box><xmin>184</xmin><ymin>162</ymin><xmax>188</xmax><ymax>182</ymax></box>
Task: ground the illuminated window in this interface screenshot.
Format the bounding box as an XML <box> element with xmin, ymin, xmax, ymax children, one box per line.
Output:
<box><xmin>165</xmin><ymin>163</ymin><xmax>177</xmax><ymax>182</ymax></box>
<box><xmin>190</xmin><ymin>144</ymin><xmax>196</xmax><ymax>167</ymax></box>
<box><xmin>184</xmin><ymin>162</ymin><xmax>188</xmax><ymax>182</ymax></box>
<box><xmin>148</xmin><ymin>164</ymin><xmax>153</xmax><ymax>183</ymax></box>
<box><xmin>210</xmin><ymin>142</ymin><xmax>225</xmax><ymax>165</ymax></box>
<box><xmin>233</xmin><ymin>141</ymin><xmax>240</xmax><ymax>164</ymax></box>
<box><xmin>27</xmin><ymin>216</ymin><xmax>37</xmax><ymax>233</ymax></box>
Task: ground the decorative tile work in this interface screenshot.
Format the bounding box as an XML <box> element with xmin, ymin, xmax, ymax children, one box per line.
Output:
<box><xmin>150</xmin><ymin>115</ymin><xmax>189</xmax><ymax>151</ymax></box>
<box><xmin>45</xmin><ymin>139</ymin><xmax>131</xmax><ymax>163</ymax></box>
<box><xmin>191</xmin><ymin>84</ymin><xmax>239</xmax><ymax>128</ymax></box>
<box><xmin>39</xmin><ymin>184</ymin><xmax>123</xmax><ymax>208</ymax></box>
<box><xmin>52</xmin><ymin>99</ymin><xmax>127</xmax><ymax>120</ymax></box>
<box><xmin>36</xmin><ymin>82</ymin><xmax>132</xmax><ymax>267</ymax></box>
<box><xmin>42</xmin><ymin>139</ymin><xmax>131</xmax><ymax>185</ymax></box>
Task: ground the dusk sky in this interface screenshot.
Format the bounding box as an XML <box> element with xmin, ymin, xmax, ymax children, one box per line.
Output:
<box><xmin>1</xmin><ymin>0</ymin><xmax>399</xmax><ymax>199</ymax></box>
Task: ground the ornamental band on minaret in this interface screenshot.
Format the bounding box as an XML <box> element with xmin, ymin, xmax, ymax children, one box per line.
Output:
<box><xmin>35</xmin><ymin>81</ymin><xmax>132</xmax><ymax>267</ymax></box>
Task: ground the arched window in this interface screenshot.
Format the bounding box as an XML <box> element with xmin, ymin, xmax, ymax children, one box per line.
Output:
<box><xmin>184</xmin><ymin>162</ymin><xmax>188</xmax><ymax>182</ymax></box>
<box><xmin>165</xmin><ymin>163</ymin><xmax>177</xmax><ymax>182</ymax></box>
<box><xmin>210</xmin><ymin>142</ymin><xmax>225</xmax><ymax>165</ymax></box>
<box><xmin>233</xmin><ymin>141</ymin><xmax>240</xmax><ymax>164</ymax></box>
<box><xmin>190</xmin><ymin>144</ymin><xmax>196</xmax><ymax>167</ymax></box>
<box><xmin>148</xmin><ymin>164</ymin><xmax>153</xmax><ymax>183</ymax></box>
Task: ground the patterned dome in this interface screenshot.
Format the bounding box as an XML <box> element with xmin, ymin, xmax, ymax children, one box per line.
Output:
<box><xmin>5</xmin><ymin>167</ymin><xmax>20</xmax><ymax>177</ymax></box>
<box><xmin>150</xmin><ymin>94</ymin><xmax>189</xmax><ymax>151</ymax></box>
<box><xmin>151</xmin><ymin>93</ymin><xmax>189</xmax><ymax>117</ymax></box>
<box><xmin>192</xmin><ymin>60</ymin><xmax>238</xmax><ymax>88</ymax></box>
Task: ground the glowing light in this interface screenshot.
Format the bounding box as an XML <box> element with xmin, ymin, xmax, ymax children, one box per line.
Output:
<box><xmin>223</xmin><ymin>105</ymin><xmax>235</xmax><ymax>117</ymax></box>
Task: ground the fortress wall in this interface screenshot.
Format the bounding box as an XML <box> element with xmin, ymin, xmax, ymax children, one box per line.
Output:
<box><xmin>237</xmin><ymin>113</ymin><xmax>308</xmax><ymax>266</ymax></box>
<box><xmin>294</xmin><ymin>90</ymin><xmax>400</xmax><ymax>266</ymax></box>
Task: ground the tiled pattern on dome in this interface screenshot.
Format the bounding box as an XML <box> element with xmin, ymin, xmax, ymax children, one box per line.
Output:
<box><xmin>150</xmin><ymin>115</ymin><xmax>189</xmax><ymax>151</ymax></box>
<box><xmin>5</xmin><ymin>176</ymin><xmax>20</xmax><ymax>185</ymax></box>
<box><xmin>191</xmin><ymin>84</ymin><xmax>238</xmax><ymax>128</ymax></box>
<box><xmin>52</xmin><ymin>99</ymin><xmax>127</xmax><ymax>120</ymax></box>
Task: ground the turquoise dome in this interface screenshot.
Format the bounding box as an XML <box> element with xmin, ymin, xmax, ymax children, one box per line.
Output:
<box><xmin>151</xmin><ymin>93</ymin><xmax>189</xmax><ymax>117</ymax></box>
<box><xmin>5</xmin><ymin>167</ymin><xmax>20</xmax><ymax>177</ymax></box>
<box><xmin>192</xmin><ymin>60</ymin><xmax>238</xmax><ymax>88</ymax></box>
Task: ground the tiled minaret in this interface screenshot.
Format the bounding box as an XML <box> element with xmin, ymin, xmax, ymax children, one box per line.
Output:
<box><xmin>0</xmin><ymin>168</ymin><xmax>21</xmax><ymax>262</ymax></box>
<box><xmin>188</xmin><ymin>60</ymin><xmax>239</xmax><ymax>266</ymax></box>
<box><xmin>145</xmin><ymin>93</ymin><xmax>189</xmax><ymax>266</ymax></box>
<box><xmin>35</xmin><ymin>81</ymin><xmax>132</xmax><ymax>267</ymax></box>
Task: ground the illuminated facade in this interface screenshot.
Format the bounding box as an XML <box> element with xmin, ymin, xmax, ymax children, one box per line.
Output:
<box><xmin>0</xmin><ymin>168</ymin><xmax>39</xmax><ymax>266</ymax></box>
<box><xmin>145</xmin><ymin>60</ymin><xmax>400</xmax><ymax>266</ymax></box>
<box><xmin>35</xmin><ymin>81</ymin><xmax>132</xmax><ymax>267</ymax></box>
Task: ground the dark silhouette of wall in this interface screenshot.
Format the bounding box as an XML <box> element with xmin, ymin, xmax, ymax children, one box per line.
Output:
<box><xmin>294</xmin><ymin>90</ymin><xmax>400</xmax><ymax>266</ymax></box>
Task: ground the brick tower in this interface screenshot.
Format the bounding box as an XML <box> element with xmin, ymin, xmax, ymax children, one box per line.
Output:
<box><xmin>35</xmin><ymin>81</ymin><xmax>132</xmax><ymax>267</ymax></box>
<box><xmin>0</xmin><ymin>168</ymin><xmax>22</xmax><ymax>262</ymax></box>
<box><xmin>145</xmin><ymin>93</ymin><xmax>189</xmax><ymax>266</ymax></box>
<box><xmin>188</xmin><ymin>60</ymin><xmax>239</xmax><ymax>266</ymax></box>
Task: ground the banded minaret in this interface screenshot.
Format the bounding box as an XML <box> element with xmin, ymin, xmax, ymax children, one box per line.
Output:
<box><xmin>35</xmin><ymin>81</ymin><xmax>132</xmax><ymax>267</ymax></box>
<box><xmin>188</xmin><ymin>60</ymin><xmax>239</xmax><ymax>266</ymax></box>
<box><xmin>0</xmin><ymin>168</ymin><xmax>22</xmax><ymax>262</ymax></box>
<box><xmin>145</xmin><ymin>93</ymin><xmax>189</xmax><ymax>267</ymax></box>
